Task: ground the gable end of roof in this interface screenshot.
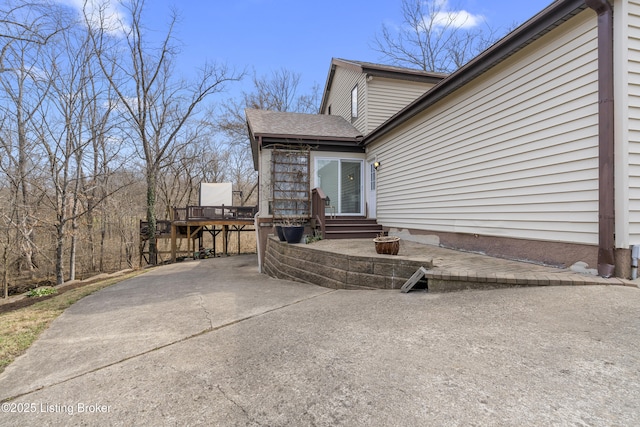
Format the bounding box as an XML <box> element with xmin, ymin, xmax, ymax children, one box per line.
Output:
<box><xmin>319</xmin><ymin>58</ymin><xmax>448</xmax><ymax>113</ymax></box>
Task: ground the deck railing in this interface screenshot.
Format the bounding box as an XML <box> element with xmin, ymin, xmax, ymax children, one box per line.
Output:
<box><xmin>139</xmin><ymin>220</ymin><xmax>172</xmax><ymax>238</ymax></box>
<box><xmin>311</xmin><ymin>188</ymin><xmax>327</xmax><ymax>238</ymax></box>
<box><xmin>172</xmin><ymin>205</ymin><xmax>257</xmax><ymax>222</ymax></box>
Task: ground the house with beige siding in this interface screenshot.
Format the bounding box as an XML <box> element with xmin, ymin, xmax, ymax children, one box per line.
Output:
<box><xmin>247</xmin><ymin>0</ymin><xmax>640</xmax><ymax>278</ymax></box>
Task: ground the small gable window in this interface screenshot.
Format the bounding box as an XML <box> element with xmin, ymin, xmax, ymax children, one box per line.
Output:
<box><xmin>351</xmin><ymin>85</ymin><xmax>358</xmax><ymax>120</ymax></box>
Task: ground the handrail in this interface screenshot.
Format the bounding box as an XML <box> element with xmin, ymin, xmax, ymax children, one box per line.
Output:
<box><xmin>311</xmin><ymin>188</ymin><xmax>327</xmax><ymax>238</ymax></box>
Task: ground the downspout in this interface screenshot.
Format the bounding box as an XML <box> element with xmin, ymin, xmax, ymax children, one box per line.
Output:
<box><xmin>256</xmin><ymin>135</ymin><xmax>264</xmax><ymax>273</ymax></box>
<box><xmin>586</xmin><ymin>0</ymin><xmax>615</xmax><ymax>277</ymax></box>
<box><xmin>255</xmin><ymin>212</ymin><xmax>262</xmax><ymax>273</ymax></box>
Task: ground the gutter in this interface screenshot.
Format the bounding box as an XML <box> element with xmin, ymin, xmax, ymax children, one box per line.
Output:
<box><xmin>256</xmin><ymin>133</ymin><xmax>362</xmax><ymax>143</ymax></box>
<box><xmin>585</xmin><ymin>0</ymin><xmax>615</xmax><ymax>278</ymax></box>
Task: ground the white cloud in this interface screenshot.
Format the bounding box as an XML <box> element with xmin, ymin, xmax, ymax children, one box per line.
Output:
<box><xmin>433</xmin><ymin>10</ymin><xmax>483</xmax><ymax>29</ymax></box>
<box><xmin>55</xmin><ymin>0</ymin><xmax>129</xmax><ymax>36</ymax></box>
<box><xmin>429</xmin><ymin>0</ymin><xmax>484</xmax><ymax>30</ymax></box>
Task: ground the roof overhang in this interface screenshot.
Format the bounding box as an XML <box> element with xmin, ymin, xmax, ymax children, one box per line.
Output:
<box><xmin>255</xmin><ymin>134</ymin><xmax>364</xmax><ymax>153</ymax></box>
<box><xmin>247</xmin><ymin>125</ymin><xmax>364</xmax><ymax>171</ymax></box>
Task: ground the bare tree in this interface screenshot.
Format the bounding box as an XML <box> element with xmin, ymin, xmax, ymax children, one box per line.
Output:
<box><xmin>216</xmin><ymin>68</ymin><xmax>318</xmax><ymax>206</ymax></box>
<box><xmin>0</xmin><ymin>29</ymin><xmax>53</xmax><ymax>277</ymax></box>
<box><xmin>246</xmin><ymin>68</ymin><xmax>319</xmax><ymax>113</ymax></box>
<box><xmin>0</xmin><ymin>1</ymin><xmax>67</xmax><ymax>44</ymax></box>
<box><xmin>0</xmin><ymin>187</ymin><xmax>14</xmax><ymax>298</ymax></box>
<box><xmin>0</xmin><ymin>2</ymin><xmax>78</xmax><ymax>288</ymax></box>
<box><xmin>157</xmin><ymin>127</ymin><xmax>231</xmax><ymax>218</ymax></box>
<box><xmin>372</xmin><ymin>0</ymin><xmax>501</xmax><ymax>73</ymax></box>
<box><xmin>35</xmin><ymin>13</ymin><xmax>98</xmax><ymax>285</ymax></box>
<box><xmin>0</xmin><ymin>1</ymin><xmax>208</xmax><ymax>289</ymax></box>
<box><xmin>227</xmin><ymin>142</ymin><xmax>257</xmax><ymax>206</ymax></box>
<box><xmin>12</xmin><ymin>7</ymin><xmax>127</xmax><ymax>286</ymax></box>
<box><xmin>219</xmin><ymin>68</ymin><xmax>320</xmax><ymax>143</ymax></box>
<box><xmin>105</xmin><ymin>170</ymin><xmax>144</xmax><ymax>270</ymax></box>
<box><xmin>82</xmin><ymin>58</ymin><xmax>122</xmax><ymax>273</ymax></box>
<box><xmin>86</xmin><ymin>0</ymin><xmax>243</xmax><ymax>265</ymax></box>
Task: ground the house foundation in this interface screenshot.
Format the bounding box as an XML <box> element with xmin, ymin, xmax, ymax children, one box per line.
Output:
<box><xmin>384</xmin><ymin>227</ymin><xmax>633</xmax><ymax>279</ymax></box>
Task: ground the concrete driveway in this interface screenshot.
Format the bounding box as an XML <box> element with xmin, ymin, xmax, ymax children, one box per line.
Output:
<box><xmin>1</xmin><ymin>255</ymin><xmax>639</xmax><ymax>426</ymax></box>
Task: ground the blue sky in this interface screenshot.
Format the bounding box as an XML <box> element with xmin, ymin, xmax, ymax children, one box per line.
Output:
<box><xmin>64</xmin><ymin>0</ymin><xmax>555</xmax><ymax>102</ymax></box>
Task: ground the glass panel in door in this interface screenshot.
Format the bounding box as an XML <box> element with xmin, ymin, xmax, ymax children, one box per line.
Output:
<box><xmin>340</xmin><ymin>161</ymin><xmax>361</xmax><ymax>214</ymax></box>
<box><xmin>315</xmin><ymin>159</ymin><xmax>362</xmax><ymax>215</ymax></box>
<box><xmin>316</xmin><ymin>160</ymin><xmax>339</xmax><ymax>214</ymax></box>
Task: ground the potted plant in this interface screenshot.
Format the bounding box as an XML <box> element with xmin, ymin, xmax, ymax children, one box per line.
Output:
<box><xmin>274</xmin><ymin>224</ymin><xmax>287</xmax><ymax>241</ymax></box>
<box><xmin>282</xmin><ymin>223</ymin><xmax>305</xmax><ymax>243</ymax></box>
<box><xmin>373</xmin><ymin>234</ymin><xmax>400</xmax><ymax>255</ymax></box>
<box><xmin>279</xmin><ymin>216</ymin><xmax>305</xmax><ymax>244</ymax></box>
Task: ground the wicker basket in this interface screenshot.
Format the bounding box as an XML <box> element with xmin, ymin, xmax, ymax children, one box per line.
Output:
<box><xmin>373</xmin><ymin>236</ymin><xmax>400</xmax><ymax>255</ymax></box>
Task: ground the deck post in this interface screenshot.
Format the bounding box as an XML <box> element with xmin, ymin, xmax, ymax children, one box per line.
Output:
<box><xmin>187</xmin><ymin>225</ymin><xmax>191</xmax><ymax>258</ymax></box>
<box><xmin>212</xmin><ymin>225</ymin><xmax>217</xmax><ymax>255</ymax></box>
<box><xmin>223</xmin><ymin>225</ymin><xmax>229</xmax><ymax>255</ymax></box>
<box><xmin>190</xmin><ymin>226</ymin><xmax>203</xmax><ymax>257</ymax></box>
<box><xmin>237</xmin><ymin>226</ymin><xmax>241</xmax><ymax>255</ymax></box>
<box><xmin>171</xmin><ymin>222</ymin><xmax>177</xmax><ymax>262</ymax></box>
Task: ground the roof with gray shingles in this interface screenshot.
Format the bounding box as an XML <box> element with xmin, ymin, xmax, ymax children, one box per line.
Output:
<box><xmin>245</xmin><ymin>109</ymin><xmax>362</xmax><ymax>141</ymax></box>
<box><xmin>332</xmin><ymin>58</ymin><xmax>448</xmax><ymax>79</ymax></box>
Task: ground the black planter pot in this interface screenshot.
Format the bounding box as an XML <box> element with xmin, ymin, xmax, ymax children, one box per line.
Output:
<box><xmin>282</xmin><ymin>226</ymin><xmax>304</xmax><ymax>244</ymax></box>
<box><xmin>275</xmin><ymin>225</ymin><xmax>286</xmax><ymax>241</ymax></box>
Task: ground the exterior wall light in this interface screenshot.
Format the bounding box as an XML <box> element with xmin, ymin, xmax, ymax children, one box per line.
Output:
<box><xmin>373</xmin><ymin>161</ymin><xmax>380</xmax><ymax>170</ymax></box>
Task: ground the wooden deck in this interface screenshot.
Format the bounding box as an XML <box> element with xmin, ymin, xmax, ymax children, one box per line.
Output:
<box><xmin>140</xmin><ymin>205</ymin><xmax>257</xmax><ymax>264</ymax></box>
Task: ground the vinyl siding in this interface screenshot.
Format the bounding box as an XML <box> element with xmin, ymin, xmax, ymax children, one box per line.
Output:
<box><xmin>628</xmin><ymin>0</ymin><xmax>640</xmax><ymax>243</ymax></box>
<box><xmin>367</xmin><ymin>78</ymin><xmax>434</xmax><ymax>134</ymax></box>
<box><xmin>369</xmin><ymin>10</ymin><xmax>600</xmax><ymax>245</ymax></box>
<box><xmin>325</xmin><ymin>65</ymin><xmax>434</xmax><ymax>136</ymax></box>
<box><xmin>323</xmin><ymin>66</ymin><xmax>367</xmax><ymax>135</ymax></box>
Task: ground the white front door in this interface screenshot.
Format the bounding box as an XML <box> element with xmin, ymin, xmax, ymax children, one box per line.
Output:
<box><xmin>367</xmin><ymin>161</ymin><xmax>377</xmax><ymax>218</ymax></box>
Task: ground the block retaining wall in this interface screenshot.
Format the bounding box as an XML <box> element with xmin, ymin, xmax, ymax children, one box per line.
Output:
<box><xmin>263</xmin><ymin>237</ymin><xmax>432</xmax><ymax>290</ymax></box>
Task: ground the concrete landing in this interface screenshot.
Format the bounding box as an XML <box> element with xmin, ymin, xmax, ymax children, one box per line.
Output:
<box><xmin>264</xmin><ymin>237</ymin><xmax>638</xmax><ymax>291</ymax></box>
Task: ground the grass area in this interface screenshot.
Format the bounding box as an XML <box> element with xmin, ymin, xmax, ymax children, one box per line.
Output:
<box><xmin>0</xmin><ymin>270</ymin><xmax>147</xmax><ymax>374</ymax></box>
